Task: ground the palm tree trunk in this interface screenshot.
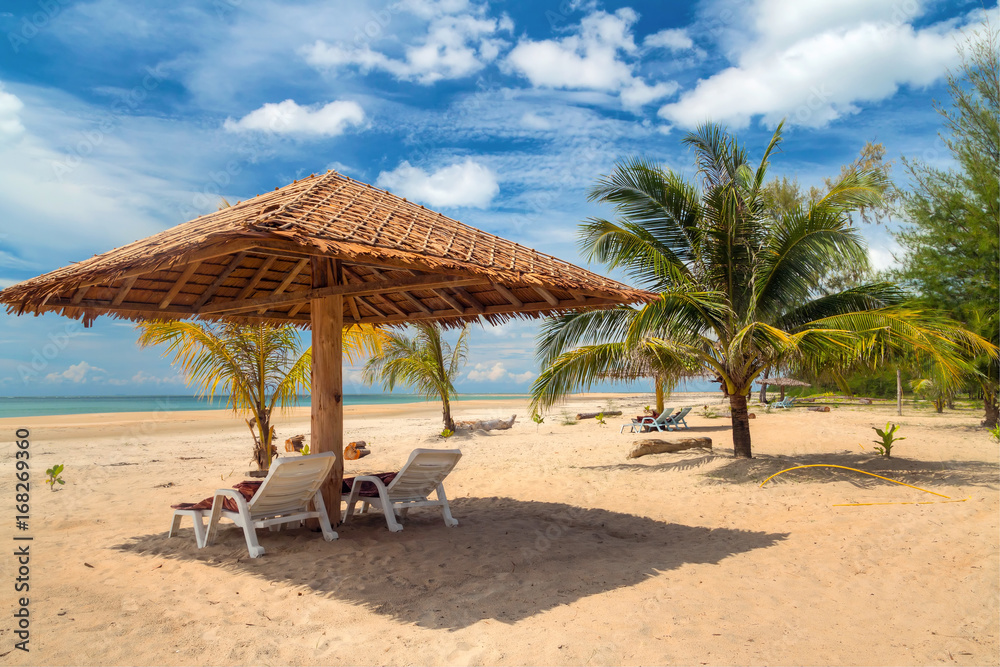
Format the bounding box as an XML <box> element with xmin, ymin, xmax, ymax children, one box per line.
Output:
<box><xmin>729</xmin><ymin>393</ymin><xmax>753</xmax><ymax>458</ymax></box>
<box><xmin>259</xmin><ymin>408</ymin><xmax>273</xmax><ymax>469</ymax></box>
<box><xmin>441</xmin><ymin>394</ymin><xmax>455</xmax><ymax>432</ymax></box>
<box><xmin>655</xmin><ymin>376</ymin><xmax>665</xmax><ymax>414</ymax></box>
<box><xmin>759</xmin><ymin>367</ymin><xmax>769</xmax><ymax>404</ymax></box>
<box><xmin>984</xmin><ymin>392</ymin><xmax>999</xmax><ymax>428</ymax></box>
<box><xmin>896</xmin><ymin>367</ymin><xmax>903</xmax><ymax>416</ymax></box>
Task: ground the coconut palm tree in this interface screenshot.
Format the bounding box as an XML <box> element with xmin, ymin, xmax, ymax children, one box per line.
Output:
<box><xmin>531</xmin><ymin>122</ymin><xmax>996</xmax><ymax>458</ymax></box>
<box><xmin>137</xmin><ymin>321</ymin><xmax>384</xmax><ymax>469</ymax></box>
<box><xmin>362</xmin><ymin>323</ymin><xmax>469</xmax><ymax>432</ymax></box>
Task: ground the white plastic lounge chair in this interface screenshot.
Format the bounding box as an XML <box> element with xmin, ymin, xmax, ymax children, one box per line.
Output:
<box><xmin>341</xmin><ymin>448</ymin><xmax>461</xmax><ymax>533</ymax></box>
<box><xmin>663</xmin><ymin>406</ymin><xmax>692</xmax><ymax>430</ymax></box>
<box><xmin>621</xmin><ymin>408</ymin><xmax>676</xmax><ymax>433</ymax></box>
<box><xmin>773</xmin><ymin>397</ymin><xmax>796</xmax><ymax>409</ymax></box>
<box><xmin>169</xmin><ymin>452</ymin><xmax>338</xmax><ymax>558</ymax></box>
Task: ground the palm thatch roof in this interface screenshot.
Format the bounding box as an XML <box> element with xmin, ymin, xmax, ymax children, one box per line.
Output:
<box><xmin>0</xmin><ymin>170</ymin><xmax>653</xmax><ymax>327</ymax></box>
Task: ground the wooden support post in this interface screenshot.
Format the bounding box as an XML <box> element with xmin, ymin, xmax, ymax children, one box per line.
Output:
<box><xmin>310</xmin><ymin>256</ymin><xmax>344</xmax><ymax>526</ymax></box>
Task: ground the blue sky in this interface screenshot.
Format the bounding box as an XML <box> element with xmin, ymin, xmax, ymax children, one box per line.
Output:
<box><xmin>0</xmin><ymin>0</ymin><xmax>992</xmax><ymax>397</ymax></box>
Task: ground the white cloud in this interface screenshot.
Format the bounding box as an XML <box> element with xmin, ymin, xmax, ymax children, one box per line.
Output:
<box><xmin>505</xmin><ymin>8</ymin><xmax>676</xmax><ymax>110</ymax></box>
<box><xmin>0</xmin><ymin>83</ymin><xmax>24</xmax><ymax>140</ymax></box>
<box><xmin>45</xmin><ymin>361</ymin><xmax>106</xmax><ymax>384</ymax></box>
<box><xmin>467</xmin><ymin>361</ymin><xmax>534</xmax><ymax>383</ymax></box>
<box><xmin>106</xmin><ymin>370</ymin><xmax>183</xmax><ymax>386</ymax></box>
<box><xmin>303</xmin><ymin>2</ymin><xmax>511</xmax><ymax>84</ymax></box>
<box><xmin>223</xmin><ymin>99</ymin><xmax>365</xmax><ymax>137</ymax></box>
<box><xmin>644</xmin><ymin>28</ymin><xmax>694</xmax><ymax>51</ymax></box>
<box><xmin>661</xmin><ymin>2</ymin><xmax>976</xmax><ymax>128</ymax></box>
<box><xmin>376</xmin><ymin>158</ymin><xmax>499</xmax><ymax>208</ymax></box>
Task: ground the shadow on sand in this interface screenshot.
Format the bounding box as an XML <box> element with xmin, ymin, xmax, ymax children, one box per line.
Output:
<box><xmin>581</xmin><ymin>450</ymin><xmax>998</xmax><ymax>491</ymax></box>
<box><xmin>116</xmin><ymin>496</ymin><xmax>786</xmax><ymax>630</ymax></box>
<box><xmin>702</xmin><ymin>452</ymin><xmax>999</xmax><ymax>490</ymax></box>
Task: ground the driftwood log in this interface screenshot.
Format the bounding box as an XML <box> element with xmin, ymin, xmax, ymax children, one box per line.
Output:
<box><xmin>628</xmin><ymin>437</ymin><xmax>712</xmax><ymax>459</ymax></box>
<box><xmin>577</xmin><ymin>410</ymin><xmax>623</xmax><ymax>420</ymax></box>
<box><xmin>454</xmin><ymin>414</ymin><xmax>517</xmax><ymax>432</ymax></box>
<box><xmin>284</xmin><ymin>434</ymin><xmax>306</xmax><ymax>452</ymax></box>
<box><xmin>808</xmin><ymin>406</ymin><xmax>831</xmax><ymax>412</ymax></box>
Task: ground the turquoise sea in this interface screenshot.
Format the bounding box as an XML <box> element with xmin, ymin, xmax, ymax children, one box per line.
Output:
<box><xmin>0</xmin><ymin>394</ymin><xmax>531</xmax><ymax>419</ymax></box>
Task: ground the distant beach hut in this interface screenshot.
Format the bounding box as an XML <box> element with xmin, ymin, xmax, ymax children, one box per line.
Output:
<box><xmin>0</xmin><ymin>170</ymin><xmax>652</xmax><ymax>521</ymax></box>
<box><xmin>759</xmin><ymin>377</ymin><xmax>811</xmax><ymax>402</ymax></box>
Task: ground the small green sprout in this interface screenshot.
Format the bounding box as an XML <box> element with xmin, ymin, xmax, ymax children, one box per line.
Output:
<box><xmin>45</xmin><ymin>464</ymin><xmax>65</xmax><ymax>490</ymax></box>
<box><xmin>440</xmin><ymin>428</ymin><xmax>454</xmax><ymax>438</ymax></box>
<box><xmin>531</xmin><ymin>411</ymin><xmax>544</xmax><ymax>432</ymax></box>
<box><xmin>595</xmin><ymin>411</ymin><xmax>607</xmax><ymax>425</ymax></box>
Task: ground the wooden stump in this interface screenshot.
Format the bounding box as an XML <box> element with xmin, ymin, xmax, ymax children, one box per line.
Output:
<box><xmin>577</xmin><ymin>410</ymin><xmax>623</xmax><ymax>420</ymax></box>
<box><xmin>628</xmin><ymin>437</ymin><xmax>712</xmax><ymax>459</ymax></box>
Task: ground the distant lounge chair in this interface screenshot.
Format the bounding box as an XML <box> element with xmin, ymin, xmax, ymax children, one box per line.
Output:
<box><xmin>663</xmin><ymin>406</ymin><xmax>692</xmax><ymax>430</ymax></box>
<box><xmin>168</xmin><ymin>452</ymin><xmax>338</xmax><ymax>558</ymax></box>
<box><xmin>341</xmin><ymin>448</ymin><xmax>462</xmax><ymax>533</ymax></box>
<box><xmin>621</xmin><ymin>408</ymin><xmax>675</xmax><ymax>433</ymax></box>
<box><xmin>773</xmin><ymin>397</ymin><xmax>797</xmax><ymax>409</ymax></box>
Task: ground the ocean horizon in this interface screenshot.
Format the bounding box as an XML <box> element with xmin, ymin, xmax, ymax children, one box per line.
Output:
<box><xmin>0</xmin><ymin>393</ymin><xmax>537</xmax><ymax>419</ymax></box>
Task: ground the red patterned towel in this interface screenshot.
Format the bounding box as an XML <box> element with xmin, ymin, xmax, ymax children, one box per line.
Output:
<box><xmin>171</xmin><ymin>481</ymin><xmax>262</xmax><ymax>512</ymax></box>
<box><xmin>342</xmin><ymin>472</ymin><xmax>397</xmax><ymax>497</ymax></box>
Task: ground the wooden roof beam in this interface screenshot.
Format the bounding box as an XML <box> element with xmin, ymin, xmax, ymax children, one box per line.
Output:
<box><xmin>353</xmin><ymin>296</ymin><xmax>623</xmax><ymax>324</ymax></box>
<box><xmin>346</xmin><ymin>296</ymin><xmax>362</xmax><ymax>321</ymax></box>
<box><xmin>110</xmin><ymin>276</ymin><xmax>139</xmax><ymax>307</ymax></box>
<box><xmin>452</xmin><ymin>286</ymin><xmax>485</xmax><ymax>313</ymax></box>
<box><xmin>159</xmin><ymin>261</ymin><xmax>202</xmax><ymax>309</ymax></box>
<box><xmin>73</xmin><ymin>240</ymin><xmax>260</xmax><ymax>290</ymax></box>
<box><xmin>354</xmin><ymin>295</ymin><xmax>388</xmax><ymax>318</ymax></box>
<box><xmin>367</xmin><ymin>266</ymin><xmax>431</xmax><ymax>315</ymax></box>
<box><xmin>257</xmin><ymin>257</ymin><xmax>308</xmax><ymax>315</ymax></box>
<box><xmin>235</xmin><ymin>256</ymin><xmax>277</xmax><ymax>301</ymax></box>
<box><xmin>71</xmin><ymin>285</ymin><xmax>90</xmax><ymax>305</ymax></box>
<box><xmin>192</xmin><ymin>251</ymin><xmax>247</xmax><ymax>310</ymax></box>
<box><xmin>432</xmin><ymin>289</ymin><xmax>467</xmax><ymax>315</ymax></box>
<box><xmin>270</xmin><ymin>258</ymin><xmax>309</xmax><ymax>297</ymax></box>
<box><xmin>45</xmin><ymin>298</ymin><xmax>194</xmax><ymax>317</ymax></box>
<box><xmin>491</xmin><ymin>283</ymin><xmax>522</xmax><ymax>308</ymax></box>
<box><xmin>398</xmin><ymin>291</ymin><xmax>432</xmax><ymax>315</ymax></box>
<box><xmin>341</xmin><ymin>264</ymin><xmax>404</xmax><ymax>317</ymax></box>
<box><xmin>533</xmin><ymin>286</ymin><xmax>559</xmax><ymax>306</ymax></box>
<box><xmin>199</xmin><ymin>274</ymin><xmax>484</xmax><ymax>315</ymax></box>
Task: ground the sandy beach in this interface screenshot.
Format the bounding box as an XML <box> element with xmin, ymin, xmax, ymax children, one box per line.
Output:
<box><xmin>1</xmin><ymin>392</ymin><xmax>997</xmax><ymax>666</ymax></box>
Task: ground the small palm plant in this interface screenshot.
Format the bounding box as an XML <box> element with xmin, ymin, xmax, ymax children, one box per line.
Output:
<box><xmin>138</xmin><ymin>321</ymin><xmax>383</xmax><ymax>469</ymax></box>
<box><xmin>871</xmin><ymin>422</ymin><xmax>905</xmax><ymax>457</ymax></box>
<box><xmin>363</xmin><ymin>323</ymin><xmax>469</xmax><ymax>432</ymax></box>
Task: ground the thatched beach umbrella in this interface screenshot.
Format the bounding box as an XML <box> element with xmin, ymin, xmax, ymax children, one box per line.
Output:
<box><xmin>759</xmin><ymin>377</ymin><xmax>810</xmax><ymax>401</ymax></box>
<box><xmin>0</xmin><ymin>170</ymin><xmax>652</xmax><ymax>520</ymax></box>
